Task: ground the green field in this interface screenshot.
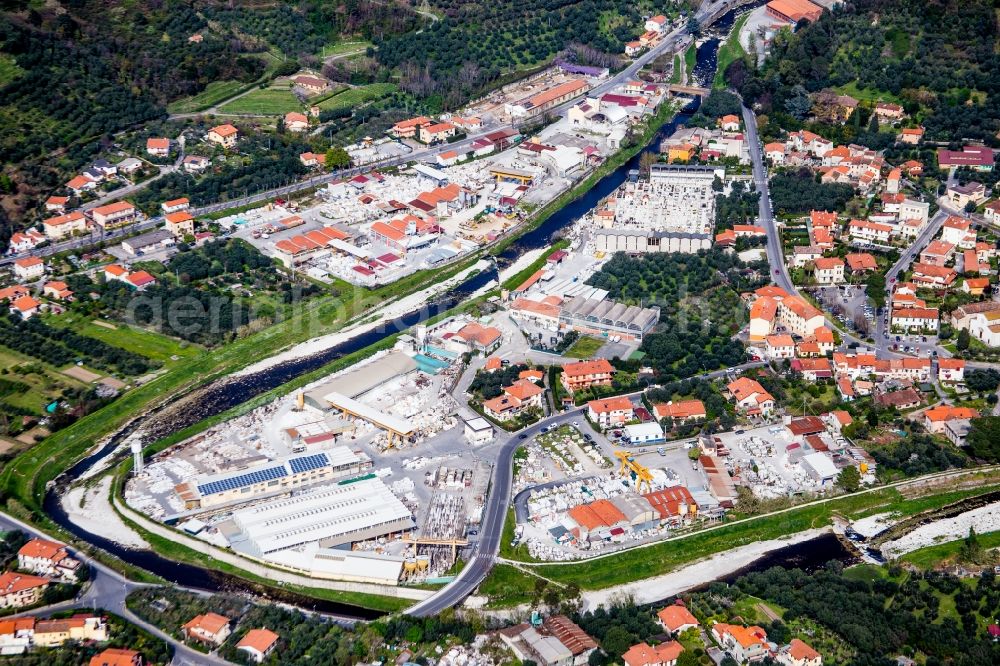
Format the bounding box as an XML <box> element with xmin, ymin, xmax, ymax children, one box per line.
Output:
<box><xmin>0</xmin><ymin>54</ymin><xmax>23</xmax><ymax>87</ymax></box>
<box><xmin>834</xmin><ymin>81</ymin><xmax>904</xmax><ymax>105</ymax></box>
<box><xmin>218</xmin><ymin>87</ymin><xmax>302</xmax><ymax>115</ymax></box>
<box><xmin>317</xmin><ymin>40</ymin><xmax>372</xmax><ymax>58</ymax></box>
<box><xmin>0</xmin><ymin>348</ymin><xmax>85</xmax><ymax>415</ymax></box>
<box><xmin>166</xmin><ymin>80</ymin><xmax>248</xmax><ymax>114</ymax></box>
<box><xmin>55</xmin><ymin>315</ymin><xmax>203</xmax><ymax>364</ymax></box>
<box><xmin>713</xmin><ymin>13</ymin><xmax>750</xmax><ymax>89</ymax></box>
<box><xmin>316</xmin><ymin>83</ymin><xmax>397</xmax><ymax>111</ymax></box>
<box><xmin>564</xmin><ymin>336</ymin><xmax>605</xmax><ymax>359</ymax></box>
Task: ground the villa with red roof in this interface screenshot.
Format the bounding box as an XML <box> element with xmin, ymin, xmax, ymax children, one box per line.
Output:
<box><xmin>561</xmin><ymin>358</ymin><xmax>616</xmax><ymax>393</ymax></box>
<box><xmin>657</xmin><ymin>603</ymin><xmax>700</xmax><ymax>634</ymax></box>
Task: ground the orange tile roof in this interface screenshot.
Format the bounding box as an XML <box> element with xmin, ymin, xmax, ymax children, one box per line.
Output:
<box><xmin>727</xmin><ymin>377</ymin><xmax>773</xmax><ymax>403</ymax></box>
<box><xmin>504</xmin><ymin>378</ymin><xmax>543</xmax><ymax>401</ymax></box>
<box><xmin>484</xmin><ymin>356</ymin><xmax>502</xmax><ymax>371</ymax></box>
<box><xmin>623</xmin><ymin>642</ymin><xmax>660</xmax><ymax>666</ymax></box>
<box><xmin>587</xmin><ymin>396</ymin><xmax>633</xmax><ymax>414</ymax></box>
<box><xmin>715</xmin><ymin>622</ymin><xmax>768</xmax><ymax>649</ymax></box>
<box><xmin>568</xmin><ymin>499</ymin><xmax>627</xmax><ymax>530</ymax></box>
<box><xmin>146</xmin><ymin>137</ymin><xmax>169</xmax><ymax>150</ymax></box>
<box><xmin>237</xmin><ymin>628</ymin><xmax>279</xmax><ymax>654</ymax></box>
<box><xmin>511</xmin><ymin>297</ymin><xmax>560</xmax><ymax>319</ymax></box>
<box><xmin>924</xmin><ymin>406</ymin><xmax>979</xmax><ymax>422</ymax></box>
<box><xmin>814</xmin><ymin>257</ymin><xmax>844</xmax><ymax>270</ymax></box>
<box><xmin>766</xmin><ymin>334</ymin><xmax>794</xmax><ymax>347</ymax></box>
<box><xmin>210</xmin><ymin>124</ymin><xmax>238</xmax><ymax>138</ymax></box>
<box><xmin>18</xmin><ymin>538</ymin><xmax>66</xmax><ymax>561</ymax></box>
<box><xmin>165</xmin><ymin>211</ymin><xmax>193</xmax><ymax>224</ymax></box>
<box><xmin>284</xmin><ymin>112</ymin><xmax>308</xmax><ymax>125</ymax></box>
<box><xmin>781</xmin><ymin>295</ymin><xmax>823</xmax><ymax>321</ymax></box>
<box><xmin>163</xmin><ymin>197</ymin><xmax>189</xmax><ymax>208</ymax></box>
<box><xmin>92</xmin><ymin>201</ymin><xmax>135</xmax><ymax>217</ymax></box>
<box><xmin>845</xmin><ymin>253</ymin><xmax>877</xmax><ymax>271</ymax></box>
<box><xmin>938</xmin><ymin>358</ymin><xmax>965</xmax><ymax>369</ymax></box>
<box><xmin>755</xmin><ymin>286</ymin><xmax>789</xmax><ymax>299</ymax></box>
<box><xmin>44</xmin><ymin>211</ymin><xmax>86</xmax><ymax>227</ymax></box>
<box><xmin>653</xmin><ymin>400</ymin><xmax>705</xmax><ymax>420</ymax></box>
<box><xmin>562</xmin><ymin>358</ymin><xmax>615</xmax><ymax>378</ymax></box>
<box><xmin>11</xmin><ymin>295</ymin><xmax>40</xmax><ymax>312</ymax></box>
<box><xmin>371</xmin><ymin>220</ymin><xmax>407</xmax><ymax>242</ymax></box>
<box><xmin>657</xmin><ymin>604</ymin><xmax>699</xmax><ymax>632</ymax></box>
<box><xmin>14</xmin><ymin>257</ymin><xmax>43</xmax><ymax>268</ymax></box>
<box><xmin>183</xmin><ymin>612</ymin><xmax>230</xmax><ymax>635</ymax></box>
<box><xmin>519</xmin><ymin>369</ymin><xmax>544</xmax><ymax>382</ymax></box>
<box><xmin>457</xmin><ymin>322</ymin><xmax>502</xmax><ymax>347</ymax></box>
<box><xmin>89</xmin><ymin>648</ymin><xmax>140</xmax><ymax>666</ymax></box>
<box><xmin>104</xmin><ymin>264</ymin><xmax>128</xmax><ymax>277</ymax></box>
<box><xmin>750</xmin><ymin>296</ymin><xmax>777</xmax><ymax>322</ymax></box>
<box><xmin>0</xmin><ymin>572</ymin><xmax>49</xmax><ymax>595</ymax></box>
<box><xmin>126</xmin><ymin>271</ymin><xmax>156</xmax><ymax>288</ymax></box>
<box><xmin>788</xmin><ymin>639</ymin><xmax>820</xmax><ymax>660</ymax></box>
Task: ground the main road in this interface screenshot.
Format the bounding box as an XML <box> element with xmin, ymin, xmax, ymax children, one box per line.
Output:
<box><xmin>405</xmin><ymin>360</ymin><xmax>764</xmax><ymax>617</ymax></box>
<box><xmin>0</xmin><ymin>510</ymin><xmax>232</xmax><ymax>666</ymax></box>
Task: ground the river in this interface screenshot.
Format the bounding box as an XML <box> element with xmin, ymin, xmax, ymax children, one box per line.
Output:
<box><xmin>44</xmin><ymin>1</ymin><xmax>774</xmax><ymax>619</ymax></box>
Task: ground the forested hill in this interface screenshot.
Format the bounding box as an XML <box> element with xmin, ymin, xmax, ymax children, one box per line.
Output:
<box><xmin>728</xmin><ymin>0</ymin><xmax>1000</xmax><ymax>144</ymax></box>
<box><xmin>0</xmin><ymin>0</ymin><xmax>419</xmax><ymax>224</ymax></box>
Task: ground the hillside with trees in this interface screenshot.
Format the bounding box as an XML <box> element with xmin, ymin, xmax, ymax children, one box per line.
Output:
<box><xmin>729</xmin><ymin>0</ymin><xmax>1000</xmax><ymax>145</ymax></box>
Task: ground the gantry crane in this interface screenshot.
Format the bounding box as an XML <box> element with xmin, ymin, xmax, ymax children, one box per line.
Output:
<box><xmin>614</xmin><ymin>450</ymin><xmax>654</xmax><ymax>493</ymax></box>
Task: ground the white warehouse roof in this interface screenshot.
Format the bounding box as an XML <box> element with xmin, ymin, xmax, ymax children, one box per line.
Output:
<box><xmin>230</xmin><ymin>477</ymin><xmax>413</xmax><ymax>555</ymax></box>
<box><xmin>264</xmin><ymin>545</ymin><xmax>404</xmax><ymax>586</ymax></box>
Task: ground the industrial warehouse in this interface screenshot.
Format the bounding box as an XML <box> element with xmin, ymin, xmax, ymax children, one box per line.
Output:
<box><xmin>592</xmin><ymin>164</ymin><xmax>721</xmax><ymax>254</ymax></box>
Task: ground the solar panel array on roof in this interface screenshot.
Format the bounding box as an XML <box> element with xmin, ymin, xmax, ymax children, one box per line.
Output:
<box><xmin>288</xmin><ymin>453</ymin><xmax>329</xmax><ymax>474</ymax></box>
<box><xmin>198</xmin><ymin>466</ymin><xmax>286</xmax><ymax>496</ymax></box>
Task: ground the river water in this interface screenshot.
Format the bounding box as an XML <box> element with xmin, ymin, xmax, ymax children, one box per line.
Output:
<box><xmin>44</xmin><ymin>0</ymin><xmax>811</xmax><ymax>619</ymax></box>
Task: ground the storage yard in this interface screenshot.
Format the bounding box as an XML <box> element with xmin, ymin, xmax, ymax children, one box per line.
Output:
<box><xmin>123</xmin><ymin>334</ymin><xmax>496</xmax><ymax>585</ymax></box>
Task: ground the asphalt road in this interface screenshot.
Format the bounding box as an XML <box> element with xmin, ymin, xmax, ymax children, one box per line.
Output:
<box><xmin>405</xmin><ymin>359</ymin><xmax>764</xmax><ymax>617</ymax></box>
<box><xmin>0</xmin><ymin>510</ymin><xmax>229</xmax><ymax>666</ymax></box>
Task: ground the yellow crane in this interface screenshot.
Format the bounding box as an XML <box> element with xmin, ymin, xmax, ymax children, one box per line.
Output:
<box><xmin>614</xmin><ymin>450</ymin><xmax>654</xmax><ymax>494</ymax></box>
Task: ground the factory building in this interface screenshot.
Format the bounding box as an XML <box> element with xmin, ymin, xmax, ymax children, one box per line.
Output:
<box><xmin>227</xmin><ymin>476</ymin><xmax>414</xmax><ymax>556</ymax></box>
<box><xmin>559</xmin><ymin>296</ymin><xmax>660</xmax><ymax>342</ymax></box>
<box><xmin>175</xmin><ymin>448</ymin><xmax>371</xmax><ymax>510</ymax></box>
<box><xmin>263</xmin><ymin>546</ymin><xmax>405</xmax><ymax>586</ymax></box>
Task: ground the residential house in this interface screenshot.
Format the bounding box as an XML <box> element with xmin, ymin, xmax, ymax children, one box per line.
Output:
<box><xmin>791</xmin><ymin>246</ymin><xmax>822</xmax><ymax>269</ymax></box>
<box><xmin>645</xmin><ymin>15</ymin><xmax>669</xmax><ymax>32</ymax></box>
<box><xmin>300</xmin><ymin>152</ymin><xmax>322</xmax><ymax>168</ymax></box>
<box><xmin>813</xmin><ymin>257</ymin><xmax>844</xmax><ymax>284</ymax></box>
<box><xmin>66</xmin><ymin>175</ymin><xmax>98</xmax><ymax>196</ymax></box>
<box><xmin>941</xmin><ymin>217</ymin><xmax>975</xmax><ymax>247</ymax></box>
<box><xmin>89</xmin><ymin>648</ymin><xmax>142</xmax><ymax>666</ymax></box>
<box><xmin>419</xmin><ymin>122</ymin><xmax>457</xmax><ymax>144</ymax></box>
<box><xmin>719</xmin><ymin>114</ymin><xmax>740</xmax><ymax>132</ymax></box>
<box><xmin>653</xmin><ymin>400</ymin><xmax>706</xmax><ymax>425</ymax></box>
<box><xmin>951</xmin><ymin>300</ymin><xmax>1000</xmax><ymax>332</ymax></box>
<box><xmin>897</xmin><ymin>127</ymin><xmax>924</xmax><ymax>145</ymax></box>
<box><xmin>885</xmin><ymin>168</ymin><xmax>901</xmax><ymax>194</ymax></box>
<box><xmin>938</xmin><ymin>358</ymin><xmax>965</xmax><ymax>383</ymax></box>
<box><xmin>776</xmin><ymin>639</ymin><xmax>822</xmax><ymax>666</ymax></box>
<box><xmin>13</xmin><ymin>257</ymin><xmax>45</xmax><ymax>281</ymax></box>
<box><xmin>845</xmin><ymin>253</ymin><xmax>877</xmax><ymax>273</ymax></box>
<box><xmin>561</xmin><ymin>359</ymin><xmax>616</xmax><ymax>394</ymax></box>
<box><xmin>34</xmin><ymin>614</ymin><xmax>109</xmax><ymax>647</ymax></box>
<box><xmin>962</xmin><ymin>277</ymin><xmax>990</xmax><ymax>296</ymax></box>
<box><xmin>764</xmin><ymin>143</ymin><xmax>786</xmax><ymax>164</ymax></box>
<box><xmin>791</xmin><ymin>357</ymin><xmax>833</xmax><ymax>381</ymax></box>
<box><xmin>146</xmin><ymin>137</ymin><xmax>170</xmax><ymax>156</ymax></box>
<box><xmin>919</xmin><ymin>240</ymin><xmax>956</xmax><ymax>267</ymax></box>
<box><xmin>103</xmin><ymin>264</ymin><xmax>129</xmax><ymax>283</ymax></box>
<box><xmin>161</xmin><ymin>197</ymin><xmax>190</xmax><ymax>214</ymax></box>
<box><xmin>748</xmin><ymin>296</ymin><xmax>778</xmax><ymax>342</ymax></box>
<box><xmin>90</xmin><ymin>201</ymin><xmax>137</xmax><ymax>230</ymax></box>
<box><xmin>17</xmin><ymin>538</ymin><xmax>80</xmax><ymax>581</ymax></box>
<box><xmin>947</xmin><ymin>181</ymin><xmax>987</xmax><ymax>209</ymax></box>
<box><xmin>625</xmin><ymin>41</ymin><xmax>643</xmax><ymax>57</ymax></box>
<box><xmin>726</xmin><ymin>378</ymin><xmax>775</xmax><ymax>417</ymax></box>
<box><xmin>483</xmin><ymin>379</ymin><xmax>544</xmax><ymax>421</ymax></box>
<box><xmin>284</xmin><ymin>112</ymin><xmax>309</xmax><ymax>132</ymax></box>
<box><xmin>9</xmin><ymin>295</ymin><xmax>40</xmax><ymax>319</ymax></box>
<box><xmin>911</xmin><ymin>263</ymin><xmax>957</xmax><ymax>288</ymax></box>
<box><xmin>874</xmin><ymin>102</ymin><xmax>904</xmax><ymax>122</ymax></box>
<box><xmin>848</xmin><ymin>219</ymin><xmax>892</xmax><ymax>244</ymax></box>
<box><xmin>588</xmin><ymin>396</ymin><xmax>634</xmax><ymax>428</ymax></box>
<box><xmin>712</xmin><ymin>623</ymin><xmax>770</xmax><ymax>663</ymax></box>
<box><xmin>899</xmin><ymin>198</ymin><xmax>930</xmax><ymax>225</ymax></box>
<box><xmin>42</xmin><ymin>281</ymin><xmax>73</xmax><ymax>301</ymax></box>
<box><xmin>183</xmin><ymin>155</ymin><xmax>211</xmax><ymax>173</ymax></box>
<box><xmin>165</xmin><ymin>211</ymin><xmax>195</xmax><ymax>238</ymax></box>
<box><xmin>236</xmin><ymin>628</ymin><xmax>280</xmax><ymax>663</ymax></box>
<box><xmin>390</xmin><ymin>116</ymin><xmax>432</xmax><ymax>139</ymax></box>
<box><xmin>657</xmin><ymin>604</ymin><xmax>700</xmax><ymax>635</ymax></box>
<box><xmin>623</xmin><ymin>641</ymin><xmax>684</xmax><ymax>666</ymax></box>
<box><xmin>292</xmin><ymin>75</ymin><xmax>329</xmax><ymax>93</ymax></box>
<box><xmin>923</xmin><ymin>406</ymin><xmax>980</xmax><ymax>435</ymax></box>
<box><xmin>207</xmin><ymin>124</ymin><xmax>239</xmax><ymax>148</ymax></box>
<box><xmin>765</xmin><ymin>334</ymin><xmax>795</xmax><ymax>360</ymax></box>
<box><xmin>43</xmin><ymin>211</ymin><xmax>87</xmax><ymax>240</ymax></box>
<box><xmin>984</xmin><ymin>200</ymin><xmax>1000</xmax><ymax>224</ymax></box>
<box><xmin>125</xmin><ymin>271</ymin><xmax>157</xmax><ymax>291</ymax></box>
<box><xmin>454</xmin><ymin>322</ymin><xmax>502</xmax><ymax>353</ymax></box>
<box><xmin>9</xmin><ymin>229</ymin><xmax>46</xmax><ymax>253</ymax></box>
<box><xmin>962</xmin><ymin>249</ymin><xmax>989</xmax><ymax>275</ymax></box>
<box><xmin>182</xmin><ymin>613</ymin><xmax>232</xmax><ymax>646</ymax></box>
<box><xmin>0</xmin><ymin>572</ymin><xmax>49</xmax><ymax>609</ymax></box>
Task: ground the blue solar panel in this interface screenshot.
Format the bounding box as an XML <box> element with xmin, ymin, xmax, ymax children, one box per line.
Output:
<box><xmin>198</xmin><ymin>465</ymin><xmax>287</xmax><ymax>496</ymax></box>
<box><xmin>288</xmin><ymin>453</ymin><xmax>329</xmax><ymax>474</ymax></box>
